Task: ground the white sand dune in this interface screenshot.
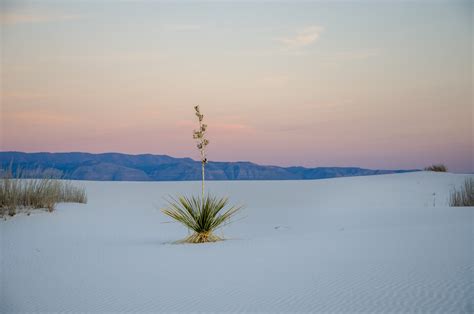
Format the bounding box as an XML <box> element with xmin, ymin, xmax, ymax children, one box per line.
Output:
<box><xmin>1</xmin><ymin>172</ymin><xmax>473</xmax><ymax>313</ymax></box>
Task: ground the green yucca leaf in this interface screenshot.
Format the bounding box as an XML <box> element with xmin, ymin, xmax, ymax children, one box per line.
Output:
<box><xmin>161</xmin><ymin>194</ymin><xmax>242</xmax><ymax>242</ymax></box>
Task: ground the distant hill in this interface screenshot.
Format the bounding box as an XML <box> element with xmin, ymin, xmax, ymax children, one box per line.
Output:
<box><xmin>0</xmin><ymin>151</ymin><xmax>419</xmax><ymax>181</ymax></box>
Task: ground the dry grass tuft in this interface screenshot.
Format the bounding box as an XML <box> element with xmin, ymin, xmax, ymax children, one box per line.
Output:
<box><xmin>450</xmin><ymin>178</ymin><xmax>474</xmax><ymax>207</ymax></box>
<box><xmin>424</xmin><ymin>164</ymin><xmax>447</xmax><ymax>172</ymax></box>
<box><xmin>0</xmin><ymin>168</ymin><xmax>87</xmax><ymax>217</ymax></box>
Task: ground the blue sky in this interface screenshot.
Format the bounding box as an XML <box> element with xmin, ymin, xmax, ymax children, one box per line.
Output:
<box><xmin>1</xmin><ymin>0</ymin><xmax>472</xmax><ymax>172</ymax></box>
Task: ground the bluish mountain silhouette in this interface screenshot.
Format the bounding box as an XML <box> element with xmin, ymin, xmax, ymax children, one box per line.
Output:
<box><xmin>0</xmin><ymin>151</ymin><xmax>418</xmax><ymax>181</ymax></box>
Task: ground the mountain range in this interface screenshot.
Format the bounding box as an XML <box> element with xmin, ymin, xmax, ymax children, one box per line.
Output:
<box><xmin>0</xmin><ymin>151</ymin><xmax>418</xmax><ymax>181</ymax></box>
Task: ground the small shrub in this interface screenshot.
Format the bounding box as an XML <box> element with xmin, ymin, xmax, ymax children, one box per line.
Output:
<box><xmin>0</xmin><ymin>168</ymin><xmax>87</xmax><ymax>217</ymax></box>
<box><xmin>450</xmin><ymin>178</ymin><xmax>474</xmax><ymax>207</ymax></box>
<box><xmin>424</xmin><ymin>164</ymin><xmax>447</xmax><ymax>172</ymax></box>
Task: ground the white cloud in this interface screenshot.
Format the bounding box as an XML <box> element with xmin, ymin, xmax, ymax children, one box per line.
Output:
<box><xmin>320</xmin><ymin>49</ymin><xmax>380</xmax><ymax>68</ymax></box>
<box><xmin>0</xmin><ymin>12</ymin><xmax>82</xmax><ymax>25</ymax></box>
<box><xmin>165</xmin><ymin>24</ymin><xmax>202</xmax><ymax>31</ymax></box>
<box><xmin>277</xmin><ymin>26</ymin><xmax>324</xmax><ymax>50</ymax></box>
<box><xmin>334</xmin><ymin>49</ymin><xmax>379</xmax><ymax>61</ymax></box>
<box><xmin>259</xmin><ymin>75</ymin><xmax>290</xmax><ymax>88</ymax></box>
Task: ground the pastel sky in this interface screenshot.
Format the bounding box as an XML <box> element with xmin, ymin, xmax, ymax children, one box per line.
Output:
<box><xmin>1</xmin><ymin>1</ymin><xmax>472</xmax><ymax>172</ymax></box>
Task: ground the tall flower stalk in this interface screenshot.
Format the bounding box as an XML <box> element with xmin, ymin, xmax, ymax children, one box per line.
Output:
<box><xmin>193</xmin><ymin>105</ymin><xmax>209</xmax><ymax>199</ymax></box>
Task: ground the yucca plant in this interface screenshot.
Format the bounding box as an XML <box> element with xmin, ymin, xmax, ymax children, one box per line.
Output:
<box><xmin>161</xmin><ymin>105</ymin><xmax>242</xmax><ymax>243</ymax></box>
<box><xmin>163</xmin><ymin>195</ymin><xmax>241</xmax><ymax>243</ymax></box>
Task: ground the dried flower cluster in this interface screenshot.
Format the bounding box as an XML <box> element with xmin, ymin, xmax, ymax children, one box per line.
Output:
<box><xmin>193</xmin><ymin>105</ymin><xmax>209</xmax><ymax>198</ymax></box>
<box><xmin>193</xmin><ymin>105</ymin><xmax>209</xmax><ymax>164</ymax></box>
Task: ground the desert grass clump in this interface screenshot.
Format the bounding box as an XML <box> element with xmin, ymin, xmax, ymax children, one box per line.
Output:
<box><xmin>161</xmin><ymin>105</ymin><xmax>242</xmax><ymax>243</ymax></box>
<box><xmin>0</xmin><ymin>168</ymin><xmax>87</xmax><ymax>217</ymax></box>
<box><xmin>450</xmin><ymin>178</ymin><xmax>474</xmax><ymax>207</ymax></box>
<box><xmin>424</xmin><ymin>164</ymin><xmax>447</xmax><ymax>172</ymax></box>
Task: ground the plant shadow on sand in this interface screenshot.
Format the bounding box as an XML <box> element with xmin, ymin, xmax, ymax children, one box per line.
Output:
<box><xmin>114</xmin><ymin>234</ymin><xmax>243</xmax><ymax>247</ymax></box>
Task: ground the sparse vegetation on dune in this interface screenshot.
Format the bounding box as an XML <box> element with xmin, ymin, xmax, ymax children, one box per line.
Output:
<box><xmin>161</xmin><ymin>105</ymin><xmax>242</xmax><ymax>243</ymax></box>
<box><xmin>450</xmin><ymin>178</ymin><xmax>474</xmax><ymax>207</ymax></box>
<box><xmin>0</xmin><ymin>168</ymin><xmax>87</xmax><ymax>217</ymax></box>
<box><xmin>424</xmin><ymin>164</ymin><xmax>447</xmax><ymax>172</ymax></box>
